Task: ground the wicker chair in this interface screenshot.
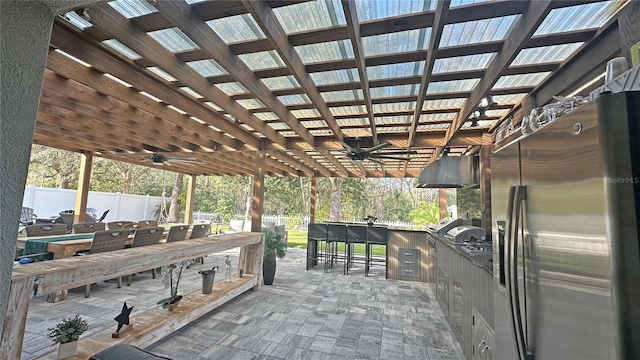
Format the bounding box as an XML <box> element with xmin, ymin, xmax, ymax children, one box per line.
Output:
<box><xmin>127</xmin><ymin>227</ymin><xmax>164</xmax><ymax>285</ymax></box>
<box><xmin>136</xmin><ymin>220</ymin><xmax>158</xmax><ymax>229</ymax></box>
<box><xmin>190</xmin><ymin>223</ymin><xmax>211</xmax><ymax>264</ymax></box>
<box><xmin>25</xmin><ymin>224</ymin><xmax>67</xmax><ymax>237</ymax></box>
<box><xmin>165</xmin><ymin>225</ymin><xmax>188</xmax><ymax>242</ymax></box>
<box><xmin>107</xmin><ymin>221</ymin><xmax>134</xmax><ymax>230</ymax></box>
<box><xmin>84</xmin><ymin>230</ymin><xmax>129</xmax><ymax>298</ymax></box>
<box><xmin>73</xmin><ymin>222</ymin><xmax>105</xmax><ymax>234</ymax></box>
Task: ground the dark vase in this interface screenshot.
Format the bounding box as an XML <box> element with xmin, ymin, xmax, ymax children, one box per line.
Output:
<box><xmin>263</xmin><ymin>252</ymin><xmax>276</xmax><ymax>285</ymax></box>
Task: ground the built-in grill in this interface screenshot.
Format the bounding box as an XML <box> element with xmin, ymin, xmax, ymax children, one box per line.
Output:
<box><xmin>444</xmin><ymin>225</ymin><xmax>486</xmax><ymax>244</ymax></box>
<box><xmin>428</xmin><ymin>218</ymin><xmax>469</xmax><ymax>236</ymax></box>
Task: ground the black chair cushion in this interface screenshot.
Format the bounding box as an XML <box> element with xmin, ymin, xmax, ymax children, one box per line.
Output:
<box><xmin>89</xmin><ymin>344</ymin><xmax>172</xmax><ymax>360</ymax></box>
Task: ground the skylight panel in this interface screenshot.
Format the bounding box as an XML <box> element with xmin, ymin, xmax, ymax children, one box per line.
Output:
<box><xmin>376</xmin><ymin>115</ymin><xmax>412</xmax><ymax>125</ymax></box>
<box><xmin>236</xmin><ymin>99</ymin><xmax>265</xmax><ymax>110</ymax></box>
<box><xmin>426</xmin><ymin>79</ymin><xmax>480</xmax><ymax>93</ymax></box>
<box><xmin>492</xmin><ymin>94</ymin><xmax>526</xmax><ymax>104</ymax></box>
<box><xmin>423</xmin><ymin>98</ymin><xmax>466</xmax><ymax>109</ymax></box>
<box><xmin>321</xmin><ymin>90</ymin><xmax>363</xmax><ymax>102</ymax></box>
<box><xmin>450</xmin><ymin>0</ymin><xmax>491</xmax><ymax>7</ymax></box>
<box><xmin>186</xmin><ymin>59</ymin><xmax>227</xmax><ymax>77</ymax></box>
<box><xmin>255</xmin><ymin>112</ymin><xmax>279</xmax><ymax>121</ymax></box>
<box><xmin>310</xmin><ymin>69</ymin><xmax>359</xmax><ymax>85</ymax></box>
<box><xmin>268</xmin><ymin>122</ymin><xmax>290</xmax><ymax>130</ymax></box>
<box><xmin>278</xmin><ymin>94</ymin><xmax>311</xmax><ymax>105</ymax></box>
<box><xmin>148</xmin><ymin>28</ymin><xmax>199</xmax><ymax>52</ymax></box>
<box><xmin>511</xmin><ymin>43</ymin><xmax>583</xmax><ymax>66</ymax></box>
<box><xmin>485</xmin><ymin>109</ymin><xmax>509</xmax><ymax>117</ymax></box>
<box><xmin>140</xmin><ymin>91</ymin><xmax>162</xmax><ymax>102</ymax></box>
<box><xmin>301</xmin><ymin>120</ymin><xmax>328</xmax><ymax>129</ymax></box>
<box><xmin>238</xmin><ymin>51</ymin><xmax>286</xmax><ymax>70</ymax></box>
<box><xmin>261</xmin><ymin>76</ymin><xmax>300</xmax><ymax>91</ymax></box>
<box><xmin>104</xmin><ymin>73</ymin><xmax>131</xmax><ymax>87</ymax></box>
<box><xmin>440</xmin><ymin>15</ymin><xmax>519</xmax><ymax>47</ymax></box>
<box><xmin>330</xmin><ymin>105</ymin><xmax>366</xmax><ymax>116</ymax></box>
<box><xmin>103</xmin><ymin>39</ymin><xmax>141</xmax><ymax>60</ymax></box>
<box><xmin>206</xmin><ymin>14</ymin><xmax>265</xmax><ymax>44</ymax></box>
<box><xmin>336</xmin><ymin>118</ymin><xmax>369</xmax><ymax>126</ymax></box>
<box><xmin>54</xmin><ymin>50</ymin><xmax>91</xmax><ymax>67</ymax></box>
<box><xmin>108</xmin><ymin>0</ymin><xmax>157</xmax><ymax>18</ymax></box>
<box><xmin>418</xmin><ymin>123</ymin><xmax>450</xmax><ymax>130</ymax></box>
<box><xmin>433</xmin><ymin>53</ymin><xmax>495</xmax><ymax>73</ymax></box>
<box><xmin>535</xmin><ymin>1</ymin><xmax>625</xmax><ymax>35</ymax></box>
<box><xmin>367</xmin><ymin>62</ymin><xmax>425</xmax><ymax>80</ymax></box>
<box><xmin>373</xmin><ymin>102</ymin><xmax>416</xmax><ymax>112</ymax></box>
<box><xmin>378</xmin><ymin>126</ymin><xmax>409</xmax><ymax>134</ymax></box>
<box><xmin>371</xmin><ymin>85</ymin><xmax>418</xmax><ymax>98</ymax></box>
<box><xmin>147</xmin><ymin>67</ymin><xmax>177</xmax><ymax>82</ymax></box>
<box><xmin>295</xmin><ymin>40</ymin><xmax>354</xmax><ymax>63</ymax></box>
<box><xmin>61</xmin><ymin>12</ymin><xmax>92</xmax><ymax>30</ymax></box>
<box><xmin>215</xmin><ymin>82</ymin><xmax>249</xmax><ymax>96</ymax></box>
<box><xmin>420</xmin><ymin>113</ymin><xmax>457</xmax><ymax>121</ymax></box>
<box><xmin>363</xmin><ymin>28</ymin><xmax>431</xmax><ymax>56</ymax></box>
<box><xmin>180</xmin><ymin>87</ymin><xmax>203</xmax><ymax>99</ymax></box>
<box><xmin>291</xmin><ymin>109</ymin><xmax>321</xmax><ymax>119</ymax></box>
<box><xmin>204</xmin><ymin>102</ymin><xmax>223</xmax><ymax>111</ymax></box>
<box><xmin>493</xmin><ymin>72</ymin><xmax>551</xmax><ymax>89</ymax></box>
<box><xmin>355</xmin><ymin>0</ymin><xmax>435</xmax><ymax>22</ymax></box>
<box><xmin>274</xmin><ymin>0</ymin><xmax>346</xmax><ymax>33</ymax></box>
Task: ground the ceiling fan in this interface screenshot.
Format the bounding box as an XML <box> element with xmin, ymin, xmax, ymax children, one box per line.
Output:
<box><xmin>345</xmin><ymin>139</ymin><xmax>417</xmax><ymax>164</ymax></box>
<box><xmin>143</xmin><ymin>152</ymin><xmax>200</xmax><ymax>167</ymax></box>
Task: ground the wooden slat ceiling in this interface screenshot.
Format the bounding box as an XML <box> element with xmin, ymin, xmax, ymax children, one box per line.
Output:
<box><xmin>36</xmin><ymin>0</ymin><xmax>627</xmax><ymax>178</ymax></box>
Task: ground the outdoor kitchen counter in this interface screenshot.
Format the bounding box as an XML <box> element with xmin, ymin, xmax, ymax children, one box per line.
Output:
<box><xmin>387</xmin><ymin>229</ymin><xmax>435</xmax><ymax>282</ymax></box>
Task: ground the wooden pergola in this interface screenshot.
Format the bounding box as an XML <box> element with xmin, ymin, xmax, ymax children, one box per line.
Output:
<box><xmin>37</xmin><ymin>0</ymin><xmax>633</xmax><ymax>180</ymax></box>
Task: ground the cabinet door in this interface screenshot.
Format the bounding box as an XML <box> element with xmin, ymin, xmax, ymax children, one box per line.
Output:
<box><xmin>452</xmin><ymin>275</ymin><xmax>464</xmax><ymax>343</ymax></box>
<box><xmin>436</xmin><ymin>267</ymin><xmax>449</xmax><ymax>317</ymax></box>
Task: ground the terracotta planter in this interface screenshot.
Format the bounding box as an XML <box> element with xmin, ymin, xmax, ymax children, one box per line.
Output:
<box><xmin>263</xmin><ymin>252</ymin><xmax>276</xmax><ymax>285</ymax></box>
<box><xmin>57</xmin><ymin>341</ymin><xmax>78</xmax><ymax>359</ymax></box>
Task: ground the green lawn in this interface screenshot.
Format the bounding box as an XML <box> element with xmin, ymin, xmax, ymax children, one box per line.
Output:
<box><xmin>287</xmin><ymin>230</ymin><xmax>386</xmax><ymax>256</ymax></box>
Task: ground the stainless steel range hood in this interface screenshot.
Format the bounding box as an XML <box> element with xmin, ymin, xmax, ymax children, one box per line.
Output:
<box><xmin>416</xmin><ymin>155</ymin><xmax>479</xmax><ymax>188</ymax></box>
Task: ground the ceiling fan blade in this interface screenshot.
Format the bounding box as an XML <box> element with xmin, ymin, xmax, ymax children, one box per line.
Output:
<box><xmin>368</xmin><ymin>158</ymin><xmax>385</xmax><ymax>165</ymax></box>
<box><xmin>362</xmin><ymin>142</ymin><xmax>391</xmax><ymax>154</ymax></box>
<box><xmin>369</xmin><ymin>155</ymin><xmax>412</xmax><ymax>161</ymax></box>
<box><xmin>375</xmin><ymin>150</ymin><xmax>418</xmax><ymax>155</ymax></box>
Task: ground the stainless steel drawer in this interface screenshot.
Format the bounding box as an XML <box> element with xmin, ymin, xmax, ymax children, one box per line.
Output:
<box><xmin>399</xmin><ymin>248</ymin><xmax>420</xmax><ymax>277</ymax></box>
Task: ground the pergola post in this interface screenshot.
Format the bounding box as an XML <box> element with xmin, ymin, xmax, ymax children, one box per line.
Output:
<box><xmin>250</xmin><ymin>150</ymin><xmax>265</xmax><ymax>232</ymax></box>
<box><xmin>309</xmin><ymin>176</ymin><xmax>317</xmax><ymax>224</ymax></box>
<box><xmin>73</xmin><ymin>153</ymin><xmax>92</xmax><ymax>224</ymax></box>
<box><xmin>439</xmin><ymin>188</ymin><xmax>448</xmax><ymax>220</ymax></box>
<box><xmin>184</xmin><ymin>174</ymin><xmax>196</xmax><ymax>224</ymax></box>
<box><xmin>479</xmin><ymin>146</ymin><xmax>492</xmax><ymax>234</ymax></box>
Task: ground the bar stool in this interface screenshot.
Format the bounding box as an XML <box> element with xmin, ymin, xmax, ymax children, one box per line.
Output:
<box><xmin>306</xmin><ymin>223</ymin><xmax>327</xmax><ymax>270</ymax></box>
<box><xmin>345</xmin><ymin>224</ymin><xmax>367</xmax><ymax>274</ymax></box>
<box><xmin>365</xmin><ymin>226</ymin><xmax>388</xmax><ymax>277</ymax></box>
<box><xmin>325</xmin><ymin>223</ymin><xmax>347</xmax><ymax>272</ymax></box>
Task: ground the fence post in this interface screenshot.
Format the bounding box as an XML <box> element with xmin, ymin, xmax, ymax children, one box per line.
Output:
<box><xmin>144</xmin><ymin>194</ymin><xmax>150</xmax><ymax>219</ymax></box>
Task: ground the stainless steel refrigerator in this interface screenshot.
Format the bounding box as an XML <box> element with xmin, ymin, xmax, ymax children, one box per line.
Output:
<box><xmin>491</xmin><ymin>92</ymin><xmax>640</xmax><ymax>360</ymax></box>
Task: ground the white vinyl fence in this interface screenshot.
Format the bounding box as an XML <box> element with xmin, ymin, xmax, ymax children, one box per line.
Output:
<box><xmin>22</xmin><ymin>185</ymin><xmax>163</xmax><ymax>222</ymax></box>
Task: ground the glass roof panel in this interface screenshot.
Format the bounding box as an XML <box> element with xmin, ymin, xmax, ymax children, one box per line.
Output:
<box><xmin>363</xmin><ymin>28</ymin><xmax>431</xmax><ymax>56</ymax></box>
<box><xmin>215</xmin><ymin>82</ymin><xmax>249</xmax><ymax>96</ymax></box>
<box><xmin>535</xmin><ymin>1</ymin><xmax>625</xmax><ymax>35</ymax></box>
<box><xmin>378</xmin><ymin>126</ymin><xmax>409</xmax><ymax>134</ymax></box>
<box><xmin>461</xmin><ymin>119</ymin><xmax>494</xmax><ymax>128</ymax></box>
<box><xmin>426</xmin><ymin>79</ymin><xmax>480</xmax><ymax>93</ymax></box>
<box><xmin>493</xmin><ymin>72</ymin><xmax>551</xmax><ymax>89</ymax></box>
<box><xmin>103</xmin><ymin>39</ymin><xmax>141</xmax><ymax>60</ymax></box>
<box><xmin>418</xmin><ymin>123</ymin><xmax>450</xmax><ymax>130</ymax></box>
<box><xmin>268</xmin><ymin>122</ymin><xmax>290</xmax><ymax>130</ymax></box>
<box><xmin>367</xmin><ymin>62</ymin><xmax>425</xmax><ymax>80</ymax></box>
<box><xmin>336</xmin><ymin>118</ymin><xmax>369</xmax><ymax>126</ymax></box>
<box><xmin>61</xmin><ymin>12</ymin><xmax>92</xmax><ymax>30</ymax></box>
<box><xmin>291</xmin><ymin>109</ymin><xmax>321</xmax><ymax>119</ymax></box>
<box><xmin>485</xmin><ymin>109</ymin><xmax>510</xmax><ymax>117</ymax></box>
<box><xmin>148</xmin><ymin>28</ymin><xmax>199</xmax><ymax>52</ymax></box>
<box><xmin>492</xmin><ymin>93</ymin><xmax>526</xmax><ymax>104</ymax></box>
<box><xmin>147</xmin><ymin>67</ymin><xmax>177</xmax><ymax>82</ymax></box>
<box><xmin>321</xmin><ymin>90</ymin><xmax>364</xmax><ymax>102</ymax></box>
<box><xmin>278</xmin><ymin>94</ymin><xmax>311</xmax><ymax>105</ymax></box>
<box><xmin>420</xmin><ymin>113</ymin><xmax>457</xmax><ymax>121</ymax></box>
<box><xmin>261</xmin><ymin>76</ymin><xmax>300</xmax><ymax>90</ymax></box>
<box><xmin>295</xmin><ymin>40</ymin><xmax>354</xmax><ymax>63</ymax></box>
<box><xmin>376</xmin><ymin>115</ymin><xmax>412</xmax><ymax>125</ymax></box>
<box><xmin>371</xmin><ymin>85</ymin><xmax>418</xmax><ymax>98</ymax></box>
<box><xmin>450</xmin><ymin>0</ymin><xmax>491</xmax><ymax>7</ymax></box>
<box><xmin>301</xmin><ymin>120</ymin><xmax>329</xmax><ymax>129</ymax></box>
<box><xmin>274</xmin><ymin>0</ymin><xmax>346</xmax><ymax>33</ymax></box>
<box><xmin>236</xmin><ymin>99</ymin><xmax>265</xmax><ymax>110</ymax></box>
<box><xmin>206</xmin><ymin>14</ymin><xmax>265</xmax><ymax>44</ymax></box>
<box><xmin>108</xmin><ymin>0</ymin><xmax>157</xmax><ymax>18</ymax></box>
<box><xmin>330</xmin><ymin>105</ymin><xmax>366</xmax><ymax>116</ymax></box>
<box><xmin>433</xmin><ymin>53</ymin><xmax>495</xmax><ymax>73</ymax></box>
<box><xmin>311</xmin><ymin>69</ymin><xmax>360</xmax><ymax>85</ymax></box>
<box><xmin>239</xmin><ymin>51</ymin><xmax>286</xmax><ymax>70</ymax></box>
<box><xmin>180</xmin><ymin>87</ymin><xmax>203</xmax><ymax>99</ymax></box>
<box><xmin>373</xmin><ymin>102</ymin><xmax>416</xmax><ymax>112</ymax></box>
<box><xmin>440</xmin><ymin>15</ymin><xmax>519</xmax><ymax>47</ymax></box>
<box><xmin>254</xmin><ymin>112</ymin><xmax>279</xmax><ymax>121</ymax></box>
<box><xmin>355</xmin><ymin>0</ymin><xmax>436</xmax><ymax>22</ymax></box>
<box><xmin>423</xmin><ymin>98</ymin><xmax>467</xmax><ymax>109</ymax></box>
<box><xmin>511</xmin><ymin>43</ymin><xmax>583</xmax><ymax>66</ymax></box>
<box><xmin>186</xmin><ymin>59</ymin><xmax>228</xmax><ymax>77</ymax></box>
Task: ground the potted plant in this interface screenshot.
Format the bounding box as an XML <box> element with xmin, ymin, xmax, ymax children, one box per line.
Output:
<box><xmin>261</xmin><ymin>228</ymin><xmax>286</xmax><ymax>285</ymax></box>
<box><xmin>364</xmin><ymin>215</ymin><xmax>377</xmax><ymax>226</ymax></box>
<box><xmin>158</xmin><ymin>260</ymin><xmax>192</xmax><ymax>310</ymax></box>
<box><xmin>47</xmin><ymin>314</ymin><xmax>88</xmax><ymax>359</ymax></box>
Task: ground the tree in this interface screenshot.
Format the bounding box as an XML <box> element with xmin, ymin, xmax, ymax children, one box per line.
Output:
<box><xmin>409</xmin><ymin>201</ymin><xmax>440</xmax><ymax>227</ymax></box>
<box><xmin>28</xmin><ymin>145</ymin><xmax>80</xmax><ymax>188</ymax></box>
<box><xmin>329</xmin><ymin>177</ymin><xmax>343</xmax><ymax>222</ymax></box>
<box><xmin>167</xmin><ymin>172</ymin><xmax>184</xmax><ymax>223</ymax></box>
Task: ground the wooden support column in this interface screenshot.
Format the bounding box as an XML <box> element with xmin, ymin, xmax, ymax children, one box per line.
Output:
<box><xmin>309</xmin><ymin>176</ymin><xmax>317</xmax><ymax>224</ymax></box>
<box><xmin>618</xmin><ymin>1</ymin><xmax>640</xmax><ymax>67</ymax></box>
<box><xmin>250</xmin><ymin>150</ymin><xmax>265</xmax><ymax>232</ymax></box>
<box><xmin>439</xmin><ymin>188</ymin><xmax>448</xmax><ymax>220</ymax></box>
<box><xmin>0</xmin><ymin>277</ymin><xmax>32</xmax><ymax>360</ymax></box>
<box><xmin>479</xmin><ymin>146</ymin><xmax>492</xmax><ymax>234</ymax></box>
<box><xmin>184</xmin><ymin>174</ymin><xmax>196</xmax><ymax>224</ymax></box>
<box><xmin>73</xmin><ymin>153</ymin><xmax>92</xmax><ymax>224</ymax></box>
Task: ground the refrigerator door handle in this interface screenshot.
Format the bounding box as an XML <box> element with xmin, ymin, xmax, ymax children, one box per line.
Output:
<box><xmin>508</xmin><ymin>185</ymin><xmax>533</xmax><ymax>360</ymax></box>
